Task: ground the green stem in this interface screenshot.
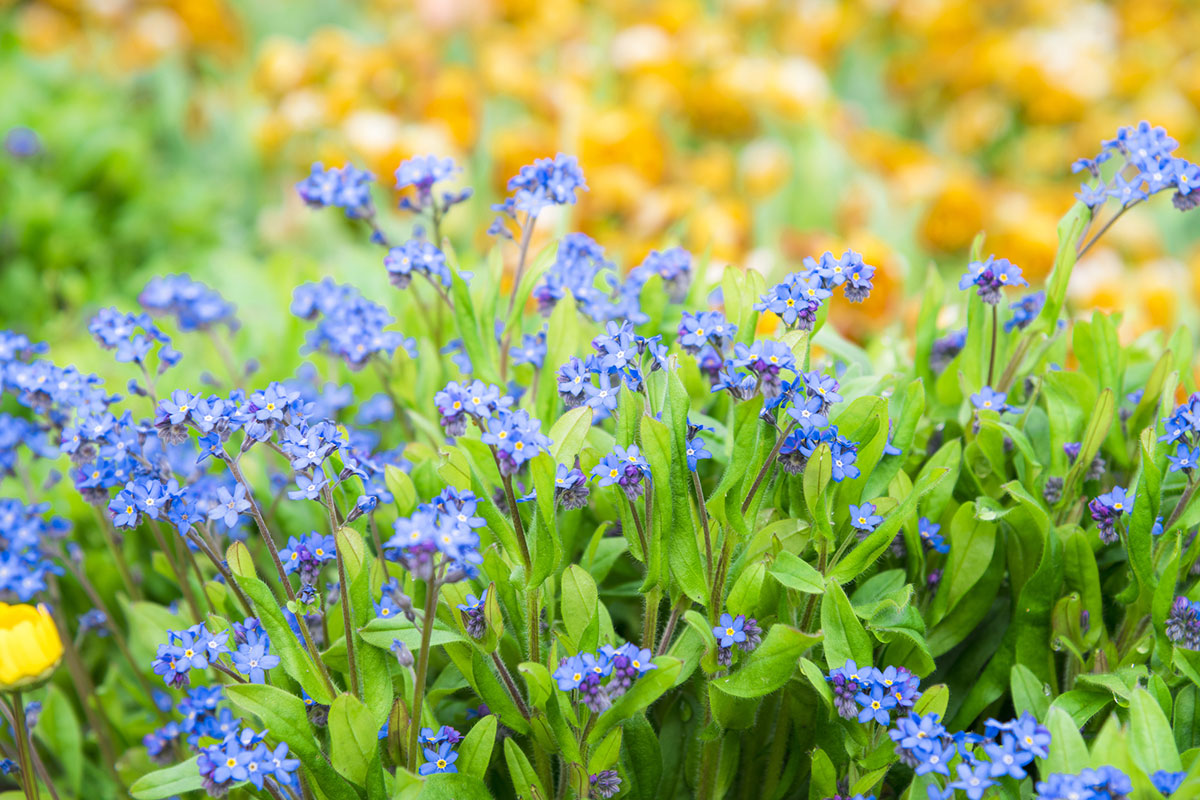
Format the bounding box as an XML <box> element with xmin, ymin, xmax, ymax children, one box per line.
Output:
<box><xmin>692</xmin><ymin>470</ymin><xmax>714</xmax><ymax>578</ymax></box>
<box><xmin>490</xmin><ymin>652</ymin><xmax>530</xmax><ymax>720</ymax></box>
<box><xmin>224</xmin><ymin>455</ymin><xmax>337</xmax><ymax>698</ymax></box>
<box><xmin>407</xmin><ymin>577</ymin><xmax>439</xmax><ymax>771</ymax></box>
<box><xmin>185</xmin><ymin>529</ymin><xmax>255</xmax><ymax>617</ymax></box>
<box><xmin>642</xmin><ymin>587</ymin><xmax>662</xmax><ymax>652</ymax></box>
<box><xmin>1164</xmin><ymin>475</ymin><xmax>1199</xmax><ymax>534</ymax></box>
<box><xmin>627</xmin><ymin>497</ymin><xmax>650</xmax><ymax>568</ymax></box>
<box><xmin>10</xmin><ymin>691</ymin><xmax>38</xmax><ymax>800</ymax></box>
<box><xmin>325</xmin><ymin>488</ymin><xmax>361</xmax><ymax>700</ymax></box>
<box><xmin>741</xmin><ymin>422</ymin><xmax>795</xmax><ymax>515</ymax></box>
<box><xmin>986</xmin><ymin>303</ymin><xmax>998</xmax><ymax>387</ymax></box>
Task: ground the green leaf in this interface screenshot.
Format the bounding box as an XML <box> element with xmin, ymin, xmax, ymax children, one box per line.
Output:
<box><xmin>329</xmin><ymin>694</ymin><xmax>379</xmax><ymax>785</ymax></box>
<box><xmin>1010</xmin><ymin>663</ymin><xmax>1050</xmax><ymax>720</ymax></box>
<box><xmin>360</xmin><ymin>616</ymin><xmax>466</xmax><ymax>650</ymax></box>
<box><xmin>130</xmin><ymin>757</ymin><xmax>205</xmax><ymax>800</ymax></box>
<box><xmin>1032</xmin><ymin>202</ymin><xmax>1087</xmax><ymax>334</ymax></box>
<box><xmin>1043</xmin><ymin>706</ymin><xmax>1089</xmax><ymax>776</ymax></box>
<box><xmin>768</xmin><ymin>551</ymin><xmax>824</xmax><ymax>594</ymax></box>
<box><xmin>561</xmin><ymin>564</ymin><xmax>599</xmax><ymax>648</ymax></box>
<box><xmin>236</xmin><ymin>574</ymin><xmax>333</xmax><ymax>704</ymax></box>
<box><xmin>589</xmin><ymin>657</ymin><xmax>682</xmax><ymax>744</ymax></box>
<box><xmin>457</xmin><ymin>715</ymin><xmax>498</xmax><ymax>779</ymax></box>
<box><xmin>503</xmin><ymin>738</ymin><xmax>546</xmax><ymax>800</ymax></box>
<box><xmin>829</xmin><ymin>465</ymin><xmax>951</xmax><ymax>583</ymax></box>
<box><xmin>1129</xmin><ymin>687</ymin><xmax>1182</xmax><ymax>774</ymax></box>
<box><xmin>710</xmin><ymin>625</ymin><xmax>820</xmax><ymax>698</ymax></box>
<box><xmin>223</xmin><ymin>684</ymin><xmax>358</xmax><ymax>800</ymax></box>
<box><xmin>417</xmin><ymin>772</ymin><xmax>495</xmax><ymax>800</ymax></box>
<box><xmin>821</xmin><ymin>579</ymin><xmax>872</xmax><ymax>668</ymax></box>
<box><xmin>386</xmin><ymin>464</ymin><xmax>418</xmax><ymax>516</ymax></box>
<box><xmin>548</xmin><ymin>406</ymin><xmax>593</xmax><ymax>465</ymax></box>
<box><xmin>223</xmin><ymin>684</ymin><xmax>318</xmax><ymax>757</ymax></box>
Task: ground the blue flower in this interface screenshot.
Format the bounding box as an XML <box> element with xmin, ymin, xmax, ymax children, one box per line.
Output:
<box><xmin>496</xmin><ymin>154</ymin><xmax>587</xmax><ymax>217</ymax></box>
<box><xmin>712</xmin><ymin>613</ymin><xmax>747</xmax><ymax>647</ymax></box>
<box><xmin>419</xmin><ymin>742</ymin><xmax>459</xmax><ymax>775</ymax></box>
<box><xmin>855</xmin><ymin>684</ymin><xmax>896</xmax><ymax>725</ymax></box>
<box><xmin>261</xmin><ymin>742</ymin><xmax>300</xmax><ymax>786</ymax></box>
<box><xmin>1168</xmin><ymin>442</ymin><xmax>1200</xmax><ymax>473</ymax></box>
<box><xmin>983</xmin><ymin>734</ymin><xmax>1033</xmax><ymax>780</ymax></box>
<box><xmin>918</xmin><ymin>517</ymin><xmax>949</xmax><ymax>554</ymax></box>
<box><xmin>685</xmin><ymin>436</ymin><xmax>711</xmax><ymax>471</ymax></box>
<box><xmin>830</xmin><ymin>445</ymin><xmax>860</xmax><ymax>482</ymax></box>
<box><xmin>849</xmin><ymin>503</ymin><xmax>882</xmax><ymax>532</ymax></box>
<box><xmin>949</xmin><ymin>762</ymin><xmax>995</xmax><ymax>800</ymax></box>
<box><xmin>288</xmin><ymin>469</ymin><xmax>329</xmax><ymax>502</ymax></box>
<box><xmin>385</xmin><ymin>238</ymin><xmax>451</xmax><ymax>290</ymax></box>
<box><xmin>296</xmin><ymin>163</ymin><xmax>375</xmax><ymax>219</ymax></box>
<box><xmin>959</xmin><ymin>256</ymin><xmax>1028</xmax><ymax>305</ymax></box>
<box><xmin>231</xmin><ymin>640</ymin><xmax>280</xmax><ymax>684</ymax></box>
<box><xmin>970</xmin><ymin>386</ymin><xmax>1008</xmax><ymax>413</ymax></box>
<box><xmin>788</xmin><ymin>395</ymin><xmax>828</xmax><ymax>430</ymax></box>
<box><xmin>553</xmin><ymin>655</ymin><xmax>586</xmax><ymax>691</ymax></box>
<box><xmin>208</xmin><ymin>483</ymin><xmax>251</xmax><ymax>528</ymax></box>
<box><xmin>1150</xmin><ymin>769</ymin><xmax>1186</xmax><ymax>796</ymax></box>
<box><xmin>1006</xmin><ymin>291</ymin><xmax>1045</xmax><ymax>332</ymax></box>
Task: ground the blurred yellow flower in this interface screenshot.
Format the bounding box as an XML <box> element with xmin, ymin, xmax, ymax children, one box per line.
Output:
<box><xmin>0</xmin><ymin>603</ymin><xmax>63</xmax><ymax>691</ymax></box>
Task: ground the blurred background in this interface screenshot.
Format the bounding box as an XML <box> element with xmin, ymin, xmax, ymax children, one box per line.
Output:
<box><xmin>3</xmin><ymin>0</ymin><xmax>1200</xmax><ymax>348</ymax></box>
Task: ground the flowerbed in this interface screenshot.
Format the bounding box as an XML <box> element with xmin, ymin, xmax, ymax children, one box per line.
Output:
<box><xmin>0</xmin><ymin>122</ymin><xmax>1199</xmax><ymax>800</ymax></box>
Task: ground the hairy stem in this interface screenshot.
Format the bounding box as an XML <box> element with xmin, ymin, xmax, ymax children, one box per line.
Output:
<box><xmin>407</xmin><ymin>578</ymin><xmax>440</xmax><ymax>771</ymax></box>
<box><xmin>742</xmin><ymin>421</ymin><xmax>796</xmax><ymax>515</ymax></box>
<box><xmin>692</xmin><ymin>470</ymin><xmax>714</xmax><ymax>578</ymax></box>
<box><xmin>224</xmin><ymin>455</ymin><xmax>337</xmax><ymax>697</ymax></box>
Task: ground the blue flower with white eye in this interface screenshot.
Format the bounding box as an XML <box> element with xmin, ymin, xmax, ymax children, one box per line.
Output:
<box><xmin>970</xmin><ymin>386</ymin><xmax>1008</xmax><ymax>413</ymax></box>
<box><xmin>685</xmin><ymin>436</ymin><xmax>711</xmax><ymax>471</ymax></box>
<box><xmin>849</xmin><ymin>503</ymin><xmax>882</xmax><ymax>532</ymax></box>
<box><xmin>712</xmin><ymin>613</ymin><xmax>746</xmax><ymax>648</ymax></box>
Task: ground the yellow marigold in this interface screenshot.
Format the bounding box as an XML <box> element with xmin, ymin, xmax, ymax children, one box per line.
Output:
<box><xmin>0</xmin><ymin>603</ymin><xmax>62</xmax><ymax>691</ymax></box>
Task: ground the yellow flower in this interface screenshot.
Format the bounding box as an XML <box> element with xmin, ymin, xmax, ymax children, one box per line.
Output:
<box><xmin>0</xmin><ymin>603</ymin><xmax>63</xmax><ymax>691</ymax></box>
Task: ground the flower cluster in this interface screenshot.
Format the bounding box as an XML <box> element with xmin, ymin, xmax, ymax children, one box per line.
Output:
<box><xmin>457</xmin><ymin>590</ymin><xmax>487</xmax><ymax>639</ymax></box>
<box><xmin>492</xmin><ymin>153</ymin><xmax>587</xmax><ymax>219</ymax></box>
<box><xmin>279</xmin><ymin>533</ymin><xmax>336</xmax><ymax>584</ymax></box>
<box><xmin>592</xmin><ymin>445</ymin><xmax>650</xmax><ymax>501</ymax></box>
<box><xmin>553</xmin><ymin>464</ymin><xmax>590</xmax><ymax>509</ymax></box>
<box><xmin>153</xmin><ymin>619</ymin><xmax>281</xmax><ymax>689</ymax></box>
<box><xmin>769</xmin><ymin>371</ymin><xmax>860</xmax><ymax>479</ymax></box>
<box><xmin>88</xmin><ymin>307</ymin><xmax>181</xmax><ymax>371</ymax></box>
<box><xmin>958</xmin><ymin>256</ymin><xmax>1028</xmax><ymax>305</ymax></box>
<box><xmin>533</xmin><ymin>233</ymin><xmax>615</xmax><ymax>320</ymax></box>
<box><xmin>1088</xmin><ymin>486</ymin><xmax>1133</xmax><ymax>544</ymax></box>
<box><xmin>0</xmin><ymin>499</ymin><xmax>66</xmax><ymax>601</ymax></box>
<box><xmin>711</xmin><ymin>612</ymin><xmax>761</xmax><ymax>666</ymax></box>
<box><xmin>1166</xmin><ymin>595</ymin><xmax>1200</xmax><ymax>649</ymax></box>
<box><xmin>1034</xmin><ymin>766</ymin><xmax>1132</xmax><ymax>800</ymax></box>
<box><xmin>482</xmin><ymin>407</ymin><xmax>552</xmax><ymax>476</ymax></box>
<box><xmin>291</xmin><ymin>279</ymin><xmax>416</xmax><ymax>368</ymax></box>
<box><xmin>826</xmin><ymin>661</ymin><xmax>921</xmax><ymax>724</ymax></box>
<box><xmin>1074</xmin><ymin>121</ymin><xmax>1200</xmax><ymax>213</ymax></box>
<box><xmin>296</xmin><ymin>162</ymin><xmax>375</xmax><ymax>219</ymax></box>
<box><xmin>418</xmin><ymin>725</ymin><xmax>463</xmax><ymax>776</ymax></box>
<box><xmin>383</xmin><ymin>487</ymin><xmax>486</xmax><ymax>581</ymax></box>
<box><xmin>385</xmin><ymin>237</ymin><xmax>451</xmax><ymax>290</ymax></box>
<box><xmin>889</xmin><ymin>710</ymin><xmax>1051</xmax><ymax>799</ymax></box>
<box><xmin>394</xmin><ymin>155</ymin><xmax>471</xmax><ymax>216</ymax></box>
<box><xmin>553</xmin><ymin>642</ymin><xmax>657</xmax><ymax>713</ymax></box>
<box><xmin>139</xmin><ymin>275</ymin><xmax>238</xmax><ymax>333</ymax></box>
<box><xmin>434</xmin><ymin>379</ymin><xmax>512</xmax><ymax>437</ymax></box>
<box><xmin>197</xmin><ymin>726</ymin><xmax>300</xmax><ymax>795</ymax></box>
<box><xmin>754</xmin><ymin>250</ymin><xmax>876</xmax><ymax>331</ymax></box>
